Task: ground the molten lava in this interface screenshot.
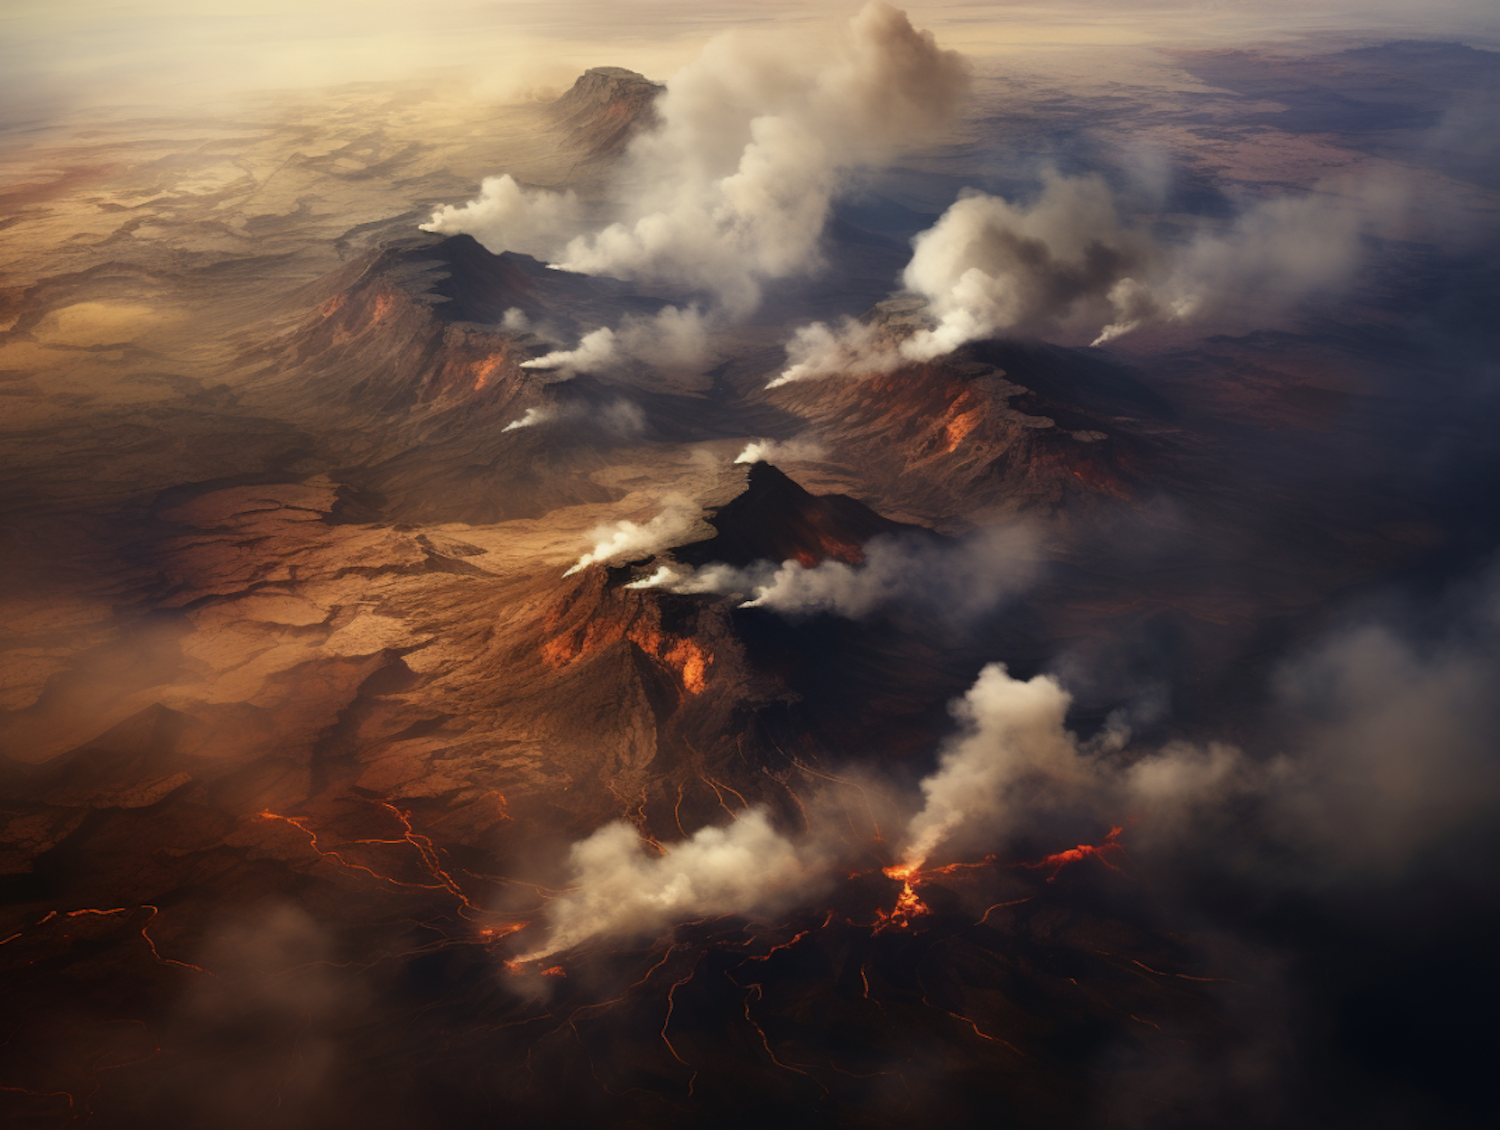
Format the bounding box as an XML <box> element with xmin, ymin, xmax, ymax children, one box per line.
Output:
<box><xmin>874</xmin><ymin>863</ymin><xmax>931</xmax><ymax>932</ymax></box>
<box><xmin>1023</xmin><ymin>826</ymin><xmax>1127</xmax><ymax>880</ymax></box>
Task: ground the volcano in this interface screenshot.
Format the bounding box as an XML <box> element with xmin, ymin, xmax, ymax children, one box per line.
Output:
<box><xmin>3</xmin><ymin>22</ymin><xmax>1499</xmax><ymax>1130</ymax></box>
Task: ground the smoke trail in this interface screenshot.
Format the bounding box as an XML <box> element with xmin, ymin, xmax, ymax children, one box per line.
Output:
<box><xmin>733</xmin><ymin>437</ymin><xmax>825</xmax><ymax>464</ymax></box>
<box><xmin>501</xmin><ymin>399</ymin><xmax>645</xmax><ymax>436</ymax></box>
<box><xmin>564</xmin><ymin>497</ymin><xmax>704</xmax><ymax>576</ymax></box>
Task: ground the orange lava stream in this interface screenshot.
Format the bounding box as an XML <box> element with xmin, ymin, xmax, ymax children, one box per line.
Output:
<box><xmin>737</xmin><ymin>980</ymin><xmax>826</xmax><ymax>1091</ymax></box>
<box><xmin>661</xmin><ymin>957</ymin><xmax>703</xmax><ymax>1095</ymax></box>
<box><xmin>873</xmin><ymin>863</ymin><xmax>931</xmax><ymax>933</ymax></box>
<box><xmin>259</xmin><ymin>798</ymin><xmax>501</xmax><ymax>921</ymax></box>
<box><xmin>1022</xmin><ymin>825</ymin><xmax>1127</xmax><ymax>881</ymax></box>
<box><xmin>12</xmin><ymin>904</ymin><xmax>210</xmax><ymax>975</ymax></box>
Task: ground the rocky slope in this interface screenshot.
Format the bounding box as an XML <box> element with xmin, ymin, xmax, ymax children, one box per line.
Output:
<box><xmin>548</xmin><ymin>66</ymin><xmax>665</xmax><ymax>158</ymax></box>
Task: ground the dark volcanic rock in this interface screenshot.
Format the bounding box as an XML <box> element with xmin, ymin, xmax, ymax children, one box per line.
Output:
<box><xmin>676</xmin><ymin>462</ymin><xmax>932</xmax><ymax>569</ymax></box>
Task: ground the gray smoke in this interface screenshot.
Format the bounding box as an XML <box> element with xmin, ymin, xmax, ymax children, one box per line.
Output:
<box><xmin>424</xmin><ymin>4</ymin><xmax>968</xmax><ymax>325</ymax></box>
<box><xmin>627</xmin><ymin>524</ymin><xmax>1039</xmax><ymax>622</ymax></box>
<box><xmin>520</xmin><ymin>305</ymin><xmax>710</xmax><ymax>376</ymax></box>
<box><xmin>502</xmin><ymin>398</ymin><xmax>646</xmax><ymax>435</ymax></box>
<box><xmin>775</xmin><ymin>171</ymin><xmax>1412</xmax><ymax>384</ymax></box>
<box><xmin>513</xmin><ymin>808</ymin><xmax>835</xmax><ymax>962</ymax></box>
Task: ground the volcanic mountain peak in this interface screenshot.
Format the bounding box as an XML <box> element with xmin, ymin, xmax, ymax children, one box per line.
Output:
<box><xmin>674</xmin><ymin>462</ymin><xmax>932</xmax><ymax>569</ymax></box>
<box><xmin>368</xmin><ymin>232</ymin><xmax>648</xmax><ymax>329</ymax></box>
<box><xmin>548</xmin><ymin>66</ymin><xmax>664</xmax><ymax>158</ymax></box>
<box><xmin>764</xmin><ymin>341</ymin><xmax>1176</xmax><ymax>527</ymax></box>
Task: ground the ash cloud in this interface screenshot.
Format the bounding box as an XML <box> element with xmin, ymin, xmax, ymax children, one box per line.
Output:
<box><xmin>1264</xmin><ymin>606</ymin><xmax>1500</xmax><ymax>882</ymax></box>
<box><xmin>424</xmin><ymin>3</ymin><xmax>968</xmax><ymax>331</ymax></box>
<box><xmin>627</xmin><ymin>523</ymin><xmax>1039</xmax><ymax>623</ymax></box>
<box><xmin>774</xmin><ymin>171</ymin><xmax>1412</xmax><ymax>384</ymax></box>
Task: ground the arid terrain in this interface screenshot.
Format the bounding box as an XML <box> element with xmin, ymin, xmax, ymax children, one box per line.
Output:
<box><xmin>2</xmin><ymin>8</ymin><xmax>1499</xmax><ymax>1128</ymax></box>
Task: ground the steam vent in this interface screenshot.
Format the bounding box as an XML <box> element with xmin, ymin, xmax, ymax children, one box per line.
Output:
<box><xmin>2</xmin><ymin>6</ymin><xmax>1498</xmax><ymax>1130</ymax></box>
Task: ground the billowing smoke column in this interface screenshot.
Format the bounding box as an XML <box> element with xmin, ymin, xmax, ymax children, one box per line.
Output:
<box><xmin>774</xmin><ymin>172</ymin><xmax>1406</xmax><ymax>385</ymax></box>
<box><xmin>898</xmin><ymin>663</ymin><xmax>1085</xmax><ymax>869</ymax></box>
<box><xmin>627</xmin><ymin>525</ymin><xmax>1038</xmax><ymax>623</ymax></box>
<box><xmin>513</xmin><ymin>809</ymin><xmax>832</xmax><ymax>963</ymax></box>
<box><xmin>423</xmin><ymin>3</ymin><xmax>969</xmax><ymax>363</ymax></box>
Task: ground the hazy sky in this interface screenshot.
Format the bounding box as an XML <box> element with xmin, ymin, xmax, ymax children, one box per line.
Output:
<box><xmin>4</xmin><ymin>1</ymin><xmax>1498</xmax><ymax>121</ymax></box>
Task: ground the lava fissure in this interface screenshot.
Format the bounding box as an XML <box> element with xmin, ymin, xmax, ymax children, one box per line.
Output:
<box><xmin>1020</xmin><ymin>825</ymin><xmax>1128</xmax><ymax>881</ymax></box>
<box><xmin>737</xmin><ymin>980</ymin><xmax>828</xmax><ymax>1091</ymax></box>
<box><xmin>661</xmin><ymin>956</ymin><xmax>704</xmax><ymax>1095</ymax></box>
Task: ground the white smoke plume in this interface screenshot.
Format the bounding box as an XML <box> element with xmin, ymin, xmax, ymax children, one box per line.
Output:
<box><xmin>891</xmin><ymin>589</ymin><xmax>1500</xmax><ymax>875</ymax></box>
<box><xmin>521</xmin><ymin>305</ymin><xmax>711</xmax><ymax>375</ymax></box>
<box><xmin>773</xmin><ymin>171</ymin><xmax>1410</xmax><ymax>384</ymax></box>
<box><xmin>501</xmin><ymin>407</ymin><xmax>552</xmax><ymax>432</ymax></box>
<box><xmin>521</xmin><ymin>326</ymin><xmax>617</xmax><ymax>376</ymax></box>
<box><xmin>733</xmin><ymin>437</ymin><xmax>826</xmax><ymax>464</ymax></box>
<box><xmin>424</xmin><ymin>4</ymin><xmax>968</xmax><ymax>319</ymax></box>
<box><xmin>770</xmin><ymin>316</ymin><xmax>902</xmax><ymax>387</ymax></box>
<box><xmin>422</xmin><ymin>173</ymin><xmax>583</xmax><ymax>261</ymax></box>
<box><xmin>564</xmin><ymin>496</ymin><xmax>704</xmax><ymax>576</ymax></box>
<box><xmin>501</xmin><ymin>398</ymin><xmax>646</xmax><ymax>436</ymax></box>
<box><xmin>890</xmin><ymin>663</ymin><xmax>1285</xmax><ymax>871</ymax></box>
<box><xmin>628</xmin><ymin>525</ymin><xmax>1038</xmax><ymax>623</ymax></box>
<box><xmin>514</xmin><ymin>808</ymin><xmax>831</xmax><ymax>962</ymax></box>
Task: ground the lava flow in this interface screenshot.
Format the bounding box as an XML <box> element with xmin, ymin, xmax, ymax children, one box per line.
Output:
<box><xmin>874</xmin><ymin>863</ymin><xmax>931</xmax><ymax>932</ymax></box>
<box><xmin>1022</xmin><ymin>826</ymin><xmax>1128</xmax><ymax>881</ymax></box>
<box><xmin>872</xmin><ymin>828</ymin><xmax>1129</xmax><ymax>931</ymax></box>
